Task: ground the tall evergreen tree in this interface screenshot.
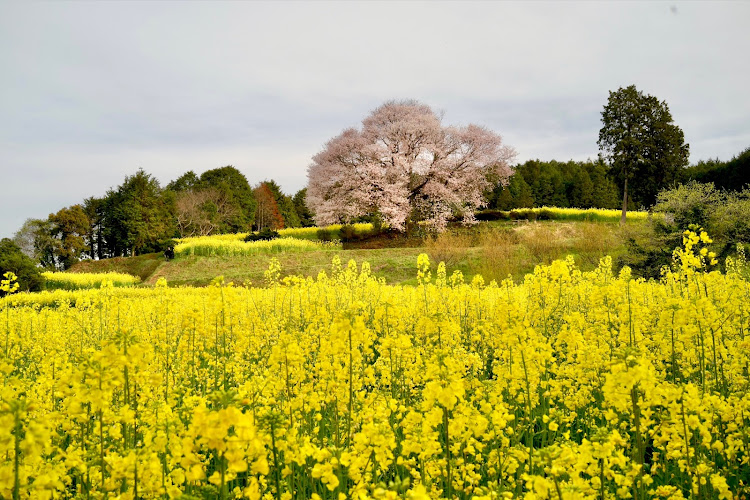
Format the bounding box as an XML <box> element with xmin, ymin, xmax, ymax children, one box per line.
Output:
<box><xmin>292</xmin><ymin>189</ymin><xmax>315</xmax><ymax>227</ymax></box>
<box><xmin>263</xmin><ymin>180</ymin><xmax>301</xmax><ymax>228</ymax></box>
<box><xmin>166</xmin><ymin>170</ymin><xmax>200</xmax><ymax>193</ymax></box>
<box><xmin>682</xmin><ymin>146</ymin><xmax>750</xmax><ymax>191</ymax></box>
<box><xmin>103</xmin><ymin>169</ymin><xmax>174</xmax><ymax>256</ymax></box>
<box><xmin>490</xmin><ymin>159</ymin><xmax>618</xmax><ymax>210</ymax></box>
<box><xmin>199</xmin><ymin>166</ymin><xmax>256</xmax><ymax>233</ymax></box>
<box><xmin>598</xmin><ymin>85</ymin><xmax>689</xmax><ymax>223</ymax></box>
<box><xmin>586</xmin><ymin>158</ymin><xmax>621</xmax><ymax>209</ymax></box>
<box><xmin>83</xmin><ymin>196</ymin><xmax>106</xmax><ymax>259</ymax></box>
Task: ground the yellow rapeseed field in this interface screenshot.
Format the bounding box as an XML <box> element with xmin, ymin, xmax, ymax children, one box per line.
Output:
<box><xmin>172</xmin><ymin>222</ymin><xmax>377</xmax><ymax>258</ymax></box>
<box><xmin>0</xmin><ymin>230</ymin><xmax>748</xmax><ymax>499</ymax></box>
<box><xmin>41</xmin><ymin>271</ymin><xmax>141</xmax><ymax>290</ymax></box>
<box><xmin>536</xmin><ymin>207</ymin><xmax>650</xmax><ymax>221</ymax></box>
<box><xmin>173</xmin><ymin>237</ymin><xmax>339</xmax><ymax>258</ymax></box>
<box><xmin>497</xmin><ymin>207</ymin><xmax>649</xmax><ymax>223</ymax></box>
<box><xmin>278</xmin><ymin>223</ymin><xmax>375</xmax><ymax>240</ymax></box>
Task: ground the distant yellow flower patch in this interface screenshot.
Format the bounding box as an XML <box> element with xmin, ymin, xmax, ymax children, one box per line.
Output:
<box><xmin>42</xmin><ymin>270</ymin><xmax>140</xmax><ymax>290</ymax></box>
<box><xmin>173</xmin><ymin>236</ymin><xmax>339</xmax><ymax>257</ymax></box>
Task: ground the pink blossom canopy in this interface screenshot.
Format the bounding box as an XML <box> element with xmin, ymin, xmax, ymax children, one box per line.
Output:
<box><xmin>306</xmin><ymin>100</ymin><xmax>516</xmax><ymax>231</ymax></box>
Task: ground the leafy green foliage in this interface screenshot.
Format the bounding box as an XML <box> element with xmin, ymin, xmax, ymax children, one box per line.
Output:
<box><xmin>488</xmin><ymin>159</ymin><xmax>619</xmax><ymax>210</ymax></box>
<box><xmin>599</xmin><ymin>85</ymin><xmax>689</xmax><ymax>217</ymax></box>
<box><xmin>263</xmin><ymin>180</ymin><xmax>300</xmax><ymax>228</ymax></box>
<box><xmin>103</xmin><ymin>169</ymin><xmax>175</xmax><ymax>256</ymax></box>
<box><xmin>292</xmin><ymin>188</ymin><xmax>315</xmax><ymax>227</ymax></box>
<box><xmin>198</xmin><ymin>166</ymin><xmax>256</xmax><ymax>233</ymax></box>
<box><xmin>620</xmin><ymin>182</ymin><xmax>750</xmax><ymax>277</ymax></box>
<box><xmin>48</xmin><ymin>204</ymin><xmax>90</xmax><ymax>270</ymax></box>
<box><xmin>682</xmin><ymin>146</ymin><xmax>750</xmax><ymax>191</ymax></box>
<box><xmin>618</xmin><ymin>223</ymin><xmax>679</xmax><ymax>279</ymax></box>
<box><xmin>83</xmin><ymin>196</ymin><xmax>106</xmax><ymax>260</ymax></box>
<box><xmin>0</xmin><ymin>238</ymin><xmax>44</xmax><ymax>294</ymax></box>
<box><xmin>653</xmin><ymin>182</ymin><xmax>722</xmax><ymax>229</ymax></box>
<box><xmin>244</xmin><ymin>228</ymin><xmax>280</xmax><ymax>242</ymax></box>
<box><xmin>166</xmin><ymin>170</ymin><xmax>201</xmax><ymax>193</ymax></box>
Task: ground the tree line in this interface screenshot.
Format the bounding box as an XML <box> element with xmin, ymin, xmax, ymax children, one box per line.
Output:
<box><xmin>681</xmin><ymin>146</ymin><xmax>750</xmax><ymax>191</ymax></box>
<box><xmin>486</xmin><ymin>158</ymin><xmax>621</xmax><ymax>210</ymax></box>
<box><xmin>5</xmin><ymin>89</ymin><xmax>748</xmax><ymax>284</ymax></box>
<box><xmin>11</xmin><ymin>146</ymin><xmax>748</xmax><ymax>274</ymax></box>
<box><xmin>484</xmin><ymin>146</ymin><xmax>749</xmax><ymax>213</ymax></box>
<box><xmin>12</xmin><ymin>166</ymin><xmax>313</xmax><ymax>271</ymax></box>
<box><xmin>304</xmin><ymin>87</ymin><xmax>694</xmax><ymax>227</ymax></box>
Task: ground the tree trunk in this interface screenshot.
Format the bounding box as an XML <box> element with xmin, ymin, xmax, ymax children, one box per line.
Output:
<box><xmin>620</xmin><ymin>175</ymin><xmax>628</xmax><ymax>225</ymax></box>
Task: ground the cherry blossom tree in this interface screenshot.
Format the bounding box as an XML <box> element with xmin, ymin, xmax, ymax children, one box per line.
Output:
<box><xmin>306</xmin><ymin>100</ymin><xmax>516</xmax><ymax>231</ymax></box>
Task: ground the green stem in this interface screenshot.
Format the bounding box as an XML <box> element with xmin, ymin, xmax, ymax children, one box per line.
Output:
<box><xmin>443</xmin><ymin>406</ymin><xmax>452</xmax><ymax>499</ymax></box>
<box><xmin>12</xmin><ymin>408</ymin><xmax>20</xmax><ymax>500</ymax></box>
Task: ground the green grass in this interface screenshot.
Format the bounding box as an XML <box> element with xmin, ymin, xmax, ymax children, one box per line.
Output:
<box><xmin>69</xmin><ymin>253</ymin><xmax>164</xmax><ymax>281</ymax></box>
<box><xmin>146</xmin><ymin>247</ymin><xmax>425</xmax><ymax>287</ymax></box>
<box><xmin>423</xmin><ymin>220</ymin><xmax>628</xmax><ymax>283</ymax></box>
<box><xmin>68</xmin><ymin>220</ymin><xmax>632</xmax><ymax>287</ymax></box>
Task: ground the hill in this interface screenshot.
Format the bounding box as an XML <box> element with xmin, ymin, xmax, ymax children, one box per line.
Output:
<box><xmin>69</xmin><ymin>220</ymin><xmax>628</xmax><ymax>286</ymax></box>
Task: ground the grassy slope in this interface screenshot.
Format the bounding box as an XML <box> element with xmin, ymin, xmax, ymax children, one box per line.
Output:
<box><xmin>69</xmin><ymin>253</ymin><xmax>164</xmax><ymax>281</ymax></box>
<box><xmin>147</xmin><ymin>247</ymin><xmax>425</xmax><ymax>287</ymax></box>
<box><xmin>69</xmin><ymin>221</ymin><xmax>630</xmax><ymax>286</ymax></box>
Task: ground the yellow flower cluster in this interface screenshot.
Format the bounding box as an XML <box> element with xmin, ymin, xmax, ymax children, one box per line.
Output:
<box><xmin>176</xmin><ymin>223</ymin><xmax>376</xmax><ymax>246</ymax></box>
<box><xmin>173</xmin><ymin>237</ymin><xmax>340</xmax><ymax>258</ymax></box>
<box><xmin>671</xmin><ymin>229</ymin><xmax>719</xmax><ymax>274</ymax></box>
<box><xmin>279</xmin><ymin>223</ymin><xmax>375</xmax><ymax>240</ymax></box>
<box><xmin>0</xmin><ymin>235</ymin><xmax>748</xmax><ymax>499</ymax></box>
<box><xmin>515</xmin><ymin>207</ymin><xmax>649</xmax><ymax>222</ymax></box>
<box><xmin>41</xmin><ymin>271</ymin><xmax>141</xmax><ymax>290</ymax></box>
<box><xmin>1</xmin><ymin>272</ymin><xmax>20</xmax><ymax>294</ymax></box>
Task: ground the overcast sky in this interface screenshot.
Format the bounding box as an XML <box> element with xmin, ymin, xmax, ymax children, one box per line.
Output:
<box><xmin>1</xmin><ymin>1</ymin><xmax>749</xmax><ymax>239</ymax></box>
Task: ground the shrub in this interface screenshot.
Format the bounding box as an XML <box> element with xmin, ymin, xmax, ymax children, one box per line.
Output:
<box><xmin>536</xmin><ymin>208</ymin><xmax>553</xmax><ymax>220</ymax></box>
<box><xmin>245</xmin><ymin>228</ymin><xmax>280</xmax><ymax>242</ymax></box>
<box><xmin>711</xmin><ymin>191</ymin><xmax>750</xmax><ymax>257</ymax></box>
<box><xmin>621</xmin><ymin>182</ymin><xmax>750</xmax><ymax>277</ymax></box>
<box><xmin>0</xmin><ymin>238</ymin><xmax>44</xmax><ymax>295</ymax></box>
<box><xmin>654</xmin><ymin>183</ymin><xmax>750</xmax><ymax>257</ymax></box>
<box><xmin>316</xmin><ymin>228</ymin><xmax>334</xmax><ymax>242</ymax></box>
<box><xmin>423</xmin><ymin>230</ymin><xmax>474</xmax><ymax>267</ymax></box>
<box><xmin>339</xmin><ymin>224</ymin><xmax>358</xmax><ymax>242</ymax></box>
<box><xmin>475</xmin><ymin>210</ymin><xmax>510</xmax><ymax>221</ymax></box>
<box><xmin>618</xmin><ymin>223</ymin><xmax>678</xmax><ymax>279</ymax></box>
<box><xmin>653</xmin><ymin>181</ymin><xmax>722</xmax><ymax>229</ymax></box>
